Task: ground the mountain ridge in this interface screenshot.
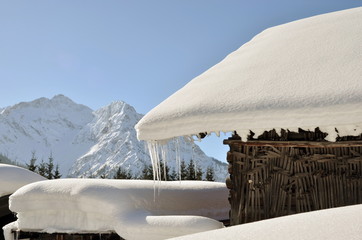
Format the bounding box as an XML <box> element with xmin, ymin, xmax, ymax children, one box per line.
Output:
<box><xmin>0</xmin><ymin>95</ymin><xmax>227</xmax><ymax>181</ymax></box>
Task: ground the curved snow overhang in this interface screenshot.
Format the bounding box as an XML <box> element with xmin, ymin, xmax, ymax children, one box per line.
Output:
<box><xmin>136</xmin><ymin>7</ymin><xmax>362</xmax><ymax>142</ymax></box>
<box><xmin>0</xmin><ymin>164</ymin><xmax>46</xmax><ymax>198</ymax></box>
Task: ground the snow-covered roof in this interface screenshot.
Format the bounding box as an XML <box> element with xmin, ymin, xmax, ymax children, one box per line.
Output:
<box><xmin>169</xmin><ymin>204</ymin><xmax>362</xmax><ymax>240</ymax></box>
<box><xmin>136</xmin><ymin>7</ymin><xmax>362</xmax><ymax>142</ymax></box>
<box><xmin>0</xmin><ymin>164</ymin><xmax>46</xmax><ymax>197</ymax></box>
<box><xmin>4</xmin><ymin>179</ymin><xmax>229</xmax><ymax>240</ymax></box>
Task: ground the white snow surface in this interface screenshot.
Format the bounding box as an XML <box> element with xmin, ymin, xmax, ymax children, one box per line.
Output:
<box><xmin>0</xmin><ymin>164</ymin><xmax>46</xmax><ymax>197</ymax></box>
<box><xmin>136</xmin><ymin>7</ymin><xmax>362</xmax><ymax>142</ymax></box>
<box><xmin>170</xmin><ymin>204</ymin><xmax>362</xmax><ymax>240</ymax></box>
<box><xmin>5</xmin><ymin>179</ymin><xmax>229</xmax><ymax>240</ymax></box>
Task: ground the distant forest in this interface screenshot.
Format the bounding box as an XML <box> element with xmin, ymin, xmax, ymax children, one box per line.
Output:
<box><xmin>0</xmin><ymin>153</ymin><xmax>24</xmax><ymax>167</ymax></box>
<box><xmin>2</xmin><ymin>152</ymin><xmax>215</xmax><ymax>181</ymax></box>
<box><xmin>0</xmin><ymin>152</ymin><xmax>62</xmax><ymax>180</ymax></box>
<box><xmin>108</xmin><ymin>159</ymin><xmax>215</xmax><ymax>181</ymax></box>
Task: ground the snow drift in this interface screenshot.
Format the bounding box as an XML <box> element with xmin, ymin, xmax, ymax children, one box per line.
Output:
<box><xmin>0</xmin><ymin>164</ymin><xmax>45</xmax><ymax>197</ymax></box>
<box><xmin>4</xmin><ymin>179</ymin><xmax>229</xmax><ymax>240</ymax></box>
<box><xmin>169</xmin><ymin>204</ymin><xmax>362</xmax><ymax>240</ymax></box>
<box><xmin>136</xmin><ymin>7</ymin><xmax>362</xmax><ymax>142</ymax></box>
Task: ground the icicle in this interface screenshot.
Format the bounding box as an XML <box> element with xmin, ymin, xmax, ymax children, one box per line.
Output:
<box><xmin>160</xmin><ymin>143</ymin><xmax>168</xmax><ymax>181</ymax></box>
<box><xmin>147</xmin><ymin>140</ymin><xmax>164</xmax><ymax>200</ymax></box>
<box><xmin>174</xmin><ymin>137</ymin><xmax>181</xmax><ymax>181</ymax></box>
<box><xmin>15</xmin><ymin>229</ymin><xmax>19</xmax><ymax>240</ymax></box>
<box><xmin>192</xmin><ymin>144</ymin><xmax>196</xmax><ymax>179</ymax></box>
<box><xmin>147</xmin><ymin>141</ymin><xmax>161</xmax><ymax>181</ymax></box>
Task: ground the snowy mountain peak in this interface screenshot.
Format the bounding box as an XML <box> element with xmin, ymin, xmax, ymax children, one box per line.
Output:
<box><xmin>0</xmin><ymin>96</ymin><xmax>227</xmax><ymax>181</ymax></box>
<box><xmin>1</xmin><ymin>95</ymin><xmax>92</xmax><ymax>118</ymax></box>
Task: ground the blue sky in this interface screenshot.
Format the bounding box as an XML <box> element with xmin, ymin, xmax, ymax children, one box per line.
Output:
<box><xmin>1</xmin><ymin>1</ymin><xmax>361</xmax><ymax>162</ymax></box>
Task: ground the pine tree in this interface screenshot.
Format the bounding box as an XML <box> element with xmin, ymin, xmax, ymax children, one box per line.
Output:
<box><xmin>113</xmin><ymin>166</ymin><xmax>132</xmax><ymax>179</ymax></box>
<box><xmin>53</xmin><ymin>164</ymin><xmax>62</xmax><ymax>179</ymax></box>
<box><xmin>205</xmin><ymin>166</ymin><xmax>215</xmax><ymax>181</ymax></box>
<box><xmin>141</xmin><ymin>164</ymin><xmax>154</xmax><ymax>180</ymax></box>
<box><xmin>187</xmin><ymin>159</ymin><xmax>196</xmax><ymax>180</ymax></box>
<box><xmin>196</xmin><ymin>166</ymin><xmax>203</xmax><ymax>180</ymax></box>
<box><xmin>37</xmin><ymin>159</ymin><xmax>47</xmax><ymax>178</ymax></box>
<box><xmin>27</xmin><ymin>151</ymin><xmax>37</xmax><ymax>172</ymax></box>
<box><xmin>180</xmin><ymin>160</ymin><xmax>188</xmax><ymax>180</ymax></box>
<box><xmin>169</xmin><ymin>168</ymin><xmax>178</xmax><ymax>181</ymax></box>
<box><xmin>100</xmin><ymin>174</ymin><xmax>107</xmax><ymax>179</ymax></box>
<box><xmin>45</xmin><ymin>153</ymin><xmax>54</xmax><ymax>179</ymax></box>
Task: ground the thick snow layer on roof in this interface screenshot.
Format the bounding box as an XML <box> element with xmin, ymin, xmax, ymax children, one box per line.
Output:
<box><xmin>136</xmin><ymin>7</ymin><xmax>362</xmax><ymax>142</ymax></box>
<box><xmin>170</xmin><ymin>204</ymin><xmax>362</xmax><ymax>240</ymax></box>
<box><xmin>0</xmin><ymin>164</ymin><xmax>46</xmax><ymax>197</ymax></box>
<box><xmin>4</xmin><ymin>179</ymin><xmax>228</xmax><ymax>240</ymax></box>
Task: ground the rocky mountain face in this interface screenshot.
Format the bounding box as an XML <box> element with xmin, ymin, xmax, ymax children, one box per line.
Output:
<box><xmin>0</xmin><ymin>95</ymin><xmax>227</xmax><ymax>181</ymax></box>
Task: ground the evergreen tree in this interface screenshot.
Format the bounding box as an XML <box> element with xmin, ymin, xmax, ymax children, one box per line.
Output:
<box><xmin>187</xmin><ymin>159</ymin><xmax>196</xmax><ymax>180</ymax></box>
<box><xmin>45</xmin><ymin>153</ymin><xmax>55</xmax><ymax>179</ymax></box>
<box><xmin>37</xmin><ymin>159</ymin><xmax>47</xmax><ymax>178</ymax></box>
<box><xmin>100</xmin><ymin>174</ymin><xmax>107</xmax><ymax>179</ymax></box>
<box><xmin>140</xmin><ymin>163</ymin><xmax>172</xmax><ymax>180</ymax></box>
<box><xmin>113</xmin><ymin>166</ymin><xmax>132</xmax><ymax>179</ymax></box>
<box><xmin>0</xmin><ymin>154</ymin><xmax>11</xmax><ymax>164</ymax></box>
<box><xmin>53</xmin><ymin>164</ymin><xmax>62</xmax><ymax>179</ymax></box>
<box><xmin>169</xmin><ymin>168</ymin><xmax>178</xmax><ymax>181</ymax></box>
<box><xmin>141</xmin><ymin>164</ymin><xmax>154</xmax><ymax>180</ymax></box>
<box><xmin>0</xmin><ymin>154</ymin><xmax>22</xmax><ymax>167</ymax></box>
<box><xmin>180</xmin><ymin>160</ymin><xmax>188</xmax><ymax>180</ymax></box>
<box><xmin>26</xmin><ymin>151</ymin><xmax>37</xmax><ymax>172</ymax></box>
<box><xmin>196</xmin><ymin>166</ymin><xmax>203</xmax><ymax>180</ymax></box>
<box><xmin>205</xmin><ymin>166</ymin><xmax>215</xmax><ymax>181</ymax></box>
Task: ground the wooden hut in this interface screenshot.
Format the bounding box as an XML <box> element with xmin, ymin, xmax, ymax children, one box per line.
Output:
<box><xmin>225</xmin><ymin>129</ymin><xmax>362</xmax><ymax>225</ymax></box>
<box><xmin>11</xmin><ymin>231</ymin><xmax>123</xmax><ymax>240</ymax></box>
<box><xmin>0</xmin><ymin>195</ymin><xmax>16</xmax><ymax>240</ymax></box>
<box><xmin>136</xmin><ymin>7</ymin><xmax>362</xmax><ymax>226</ymax></box>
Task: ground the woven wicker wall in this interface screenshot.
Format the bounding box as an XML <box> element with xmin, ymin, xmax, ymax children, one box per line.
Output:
<box><xmin>225</xmin><ymin>131</ymin><xmax>362</xmax><ymax>225</ymax></box>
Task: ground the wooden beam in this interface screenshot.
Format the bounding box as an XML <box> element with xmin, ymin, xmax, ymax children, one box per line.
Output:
<box><xmin>224</xmin><ymin>140</ymin><xmax>362</xmax><ymax>148</ymax></box>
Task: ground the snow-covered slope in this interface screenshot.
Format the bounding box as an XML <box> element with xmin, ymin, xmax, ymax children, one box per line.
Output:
<box><xmin>69</xmin><ymin>101</ymin><xmax>227</xmax><ymax>181</ymax></box>
<box><xmin>0</xmin><ymin>95</ymin><xmax>94</xmax><ymax>174</ymax></box>
<box><xmin>0</xmin><ymin>95</ymin><xmax>227</xmax><ymax>181</ymax></box>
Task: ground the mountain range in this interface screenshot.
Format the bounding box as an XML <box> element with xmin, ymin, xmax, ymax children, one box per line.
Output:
<box><xmin>0</xmin><ymin>95</ymin><xmax>227</xmax><ymax>181</ymax></box>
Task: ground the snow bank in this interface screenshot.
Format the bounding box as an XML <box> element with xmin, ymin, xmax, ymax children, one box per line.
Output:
<box><xmin>0</xmin><ymin>164</ymin><xmax>46</xmax><ymax>197</ymax></box>
<box><xmin>136</xmin><ymin>7</ymin><xmax>362</xmax><ymax>142</ymax></box>
<box><xmin>5</xmin><ymin>179</ymin><xmax>229</xmax><ymax>240</ymax></box>
<box><xmin>169</xmin><ymin>204</ymin><xmax>362</xmax><ymax>240</ymax></box>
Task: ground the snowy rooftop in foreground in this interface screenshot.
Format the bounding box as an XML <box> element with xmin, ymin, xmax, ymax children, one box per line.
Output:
<box><xmin>170</xmin><ymin>204</ymin><xmax>362</xmax><ymax>240</ymax></box>
<box><xmin>0</xmin><ymin>164</ymin><xmax>46</xmax><ymax>197</ymax></box>
<box><xmin>136</xmin><ymin>7</ymin><xmax>362</xmax><ymax>142</ymax></box>
<box><xmin>4</xmin><ymin>179</ymin><xmax>229</xmax><ymax>240</ymax></box>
